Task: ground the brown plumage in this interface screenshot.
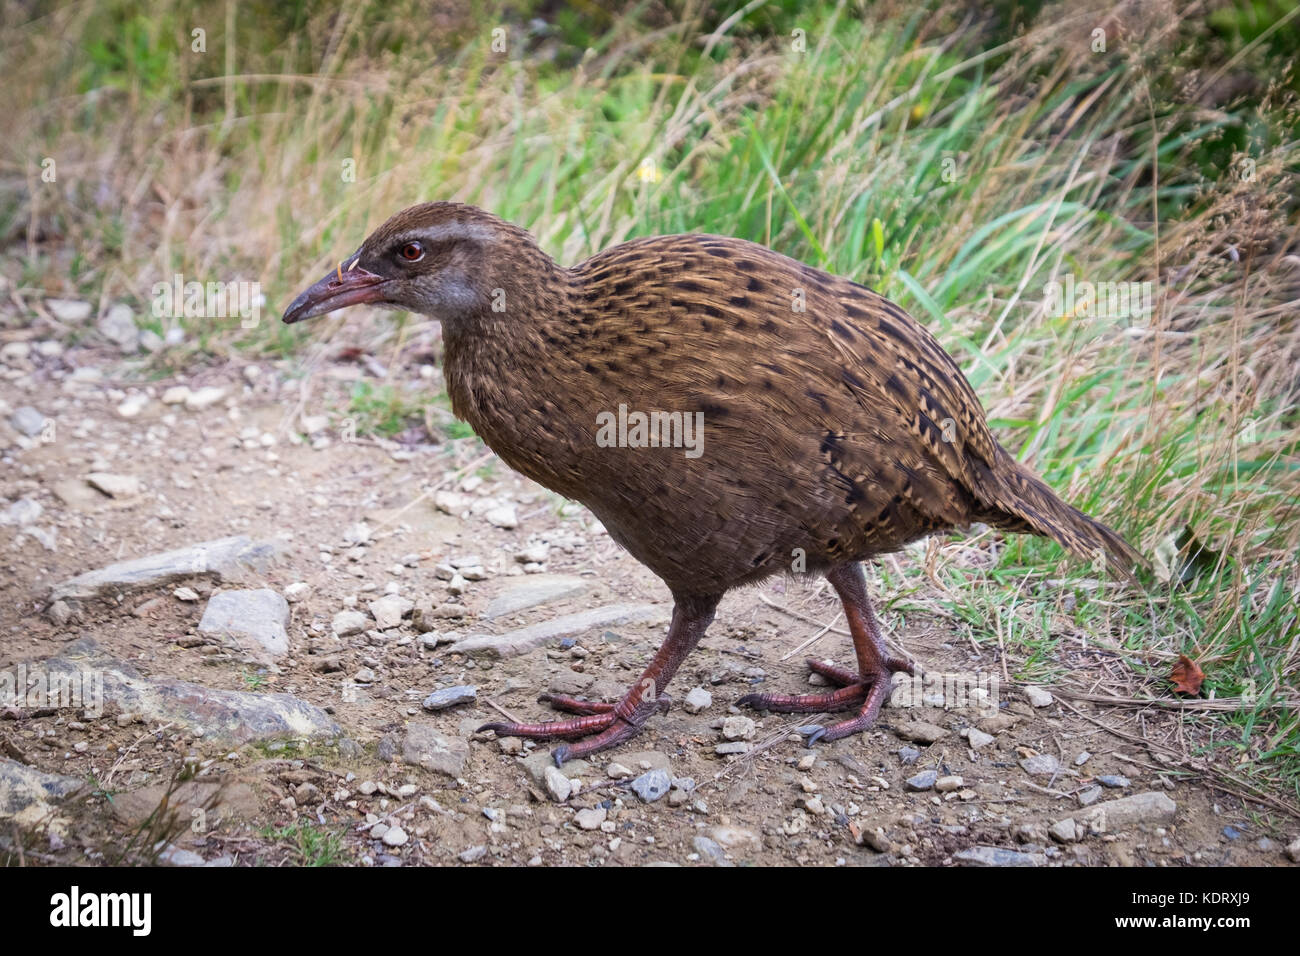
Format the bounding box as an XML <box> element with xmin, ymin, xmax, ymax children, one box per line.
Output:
<box><xmin>284</xmin><ymin>201</ymin><xmax>1142</xmax><ymax>763</ymax></box>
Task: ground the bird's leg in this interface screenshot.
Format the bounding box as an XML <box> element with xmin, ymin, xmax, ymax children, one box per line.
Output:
<box><xmin>478</xmin><ymin>595</ymin><xmax>718</xmax><ymax>766</ymax></box>
<box><xmin>739</xmin><ymin>563</ymin><xmax>914</xmax><ymax>744</ymax></box>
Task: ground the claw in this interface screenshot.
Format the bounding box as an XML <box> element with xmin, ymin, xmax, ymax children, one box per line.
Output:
<box><xmin>553</xmin><ymin>746</ymin><xmax>571</xmax><ymax>767</ymax></box>
<box><xmin>798</xmin><ymin>724</ymin><xmax>825</xmax><ymax>740</ymax></box>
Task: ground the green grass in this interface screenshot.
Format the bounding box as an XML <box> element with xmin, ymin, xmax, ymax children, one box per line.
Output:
<box><xmin>260</xmin><ymin>821</ymin><xmax>350</xmax><ymax>867</ymax></box>
<box><xmin>4</xmin><ymin>0</ymin><xmax>1298</xmax><ymax>804</ymax></box>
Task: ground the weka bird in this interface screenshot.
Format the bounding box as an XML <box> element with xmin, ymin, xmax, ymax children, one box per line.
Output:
<box><xmin>284</xmin><ymin>202</ymin><xmax>1141</xmax><ymax>764</ymax></box>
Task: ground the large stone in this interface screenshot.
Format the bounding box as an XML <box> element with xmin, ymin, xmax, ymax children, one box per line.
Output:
<box><xmin>1073</xmin><ymin>792</ymin><xmax>1177</xmax><ymax>833</ymax></box>
<box><xmin>108</xmin><ymin>781</ymin><xmax>259</xmax><ymax>829</ymax></box>
<box><xmin>34</xmin><ymin>640</ymin><xmax>339</xmax><ymax>746</ymax></box>
<box><xmin>98</xmin><ymin>304</ymin><xmax>139</xmax><ymax>352</ymax></box>
<box><xmin>0</xmin><ymin>758</ymin><xmax>84</xmax><ymax>820</ymax></box>
<box><xmin>198</xmin><ymin>588</ymin><xmax>290</xmax><ymax>658</ymax></box>
<box><xmin>402</xmin><ymin>722</ymin><xmax>469</xmax><ymax>777</ymax></box>
<box><xmin>48</xmin><ymin>536</ymin><xmax>279</xmax><ymax>608</ymax></box>
<box><xmin>953</xmin><ymin>846</ymin><xmax>1047</xmax><ymax>867</ymax></box>
<box><xmin>453</xmin><ymin>604</ymin><xmax>667</xmax><ymax>658</ymax></box>
<box><xmin>482</xmin><ymin>574</ymin><xmax>589</xmax><ymax>620</ymax></box>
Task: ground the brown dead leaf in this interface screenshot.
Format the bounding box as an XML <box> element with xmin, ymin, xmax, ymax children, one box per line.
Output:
<box><xmin>1170</xmin><ymin>654</ymin><xmax>1206</xmax><ymax>695</ymax></box>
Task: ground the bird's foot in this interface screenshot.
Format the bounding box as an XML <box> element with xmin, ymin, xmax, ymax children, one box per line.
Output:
<box><xmin>477</xmin><ymin>694</ymin><xmax>672</xmax><ymax>766</ymax></box>
<box><xmin>737</xmin><ymin>656</ymin><xmax>915</xmax><ymax>745</ymax></box>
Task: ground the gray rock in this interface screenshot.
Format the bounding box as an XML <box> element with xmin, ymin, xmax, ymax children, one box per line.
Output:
<box><xmin>48</xmin><ymin>536</ymin><xmax>278</xmax><ymax>607</ymax></box>
<box><xmin>898</xmin><ymin>746</ymin><xmax>921</xmax><ymax>765</ymax></box>
<box><xmin>715</xmin><ymin>742</ymin><xmax>751</xmax><ymax>756</ymax></box>
<box><xmin>484</xmin><ymin>504</ymin><xmax>518</xmax><ymax>529</ymax></box>
<box><xmin>1077</xmin><ymin>785</ymin><xmax>1104</xmax><ymax>806</ymax></box>
<box><xmin>692</xmin><ymin>835</ymin><xmax>733</xmax><ymax>866</ymax></box>
<box><xmin>1012</xmin><ymin>822</ymin><xmax>1049</xmax><ymax>844</ymax></box>
<box><xmin>198</xmin><ymin>588</ymin><xmax>290</xmax><ymax>658</ymax></box>
<box><xmin>368</xmin><ymin>594</ymin><xmax>413</xmax><ymax>629</ymax></box>
<box><xmin>1019</xmin><ymin>754</ymin><xmax>1060</xmax><ymax>776</ymax></box>
<box><xmin>631</xmin><ymin>768</ymin><xmax>672</xmax><ymax>803</ymax></box>
<box><xmin>184</xmin><ymin>386</ymin><xmax>227</xmax><ymax>411</ymax></box>
<box><xmin>30</xmin><ymin>640</ymin><xmax>339</xmax><ymax>746</ymax></box>
<box><xmin>895</xmin><ymin>721</ymin><xmax>947</xmax><ymax>744</ymax></box>
<box><xmin>10</xmin><ymin>406</ymin><xmax>47</xmax><ymax>438</ymax></box>
<box><xmin>98</xmin><ymin>304</ymin><xmax>139</xmax><ymax>352</ymax></box>
<box><xmin>522</xmin><ymin>751</ymin><xmax>591</xmax><ymax>787</ymax></box>
<box><xmin>1074</xmin><ymin>792</ymin><xmax>1177</xmax><ymax>832</ymax></box>
<box><xmin>574</xmin><ymin>807</ymin><xmax>606</xmax><ymax>830</ymax></box>
<box><xmin>1</xmin><ymin>497</ymin><xmax>42</xmax><ymax>527</ymax></box>
<box><xmin>543</xmin><ymin>766</ymin><xmax>572</xmax><ymax>802</ymax></box>
<box><xmin>459</xmin><ymin>844</ymin><xmax>487</xmax><ymax>863</ymax></box>
<box><xmin>421</xmin><ymin>685</ymin><xmax>478</xmax><ymax>711</ymax></box>
<box><xmin>1049</xmin><ymin>818</ymin><xmax>1079</xmax><ymax>843</ymax></box>
<box><xmin>905</xmin><ymin>770</ymin><xmax>938</xmax><ymax>791</ymax></box>
<box><xmin>1286</xmin><ymin>838</ymin><xmax>1300</xmax><ymax>863</ymax></box>
<box><xmin>684</xmin><ymin>687</ymin><xmax>713</xmax><ymax>713</ymax></box>
<box><xmin>0</xmin><ymin>757</ymin><xmax>84</xmax><ymax>819</ymax></box>
<box><xmin>482</xmin><ymin>574</ymin><xmax>589</xmax><ymax>620</ymax></box>
<box><xmin>45</xmin><ymin>298</ymin><xmax>93</xmax><ymax>322</ymax></box>
<box><xmin>402</xmin><ymin>723</ymin><xmax>469</xmax><ymax>777</ymax></box>
<box><xmin>966</xmin><ymin>728</ymin><xmax>995</xmax><ymax>750</ymax></box>
<box><xmin>332</xmin><ymin>610</ymin><xmax>368</xmax><ymax>637</ymax></box>
<box><xmin>157</xmin><ymin>844</ymin><xmax>206</xmax><ymax>866</ymax></box>
<box><xmin>453</xmin><ymin>604</ymin><xmax>667</xmax><ymax>658</ymax></box>
<box><xmin>935</xmin><ymin>775</ymin><xmax>964</xmax><ymax>792</ymax></box>
<box><xmin>1024</xmin><ymin>686</ymin><xmax>1054</xmax><ymax>708</ymax></box>
<box><xmin>381</xmin><ymin>826</ymin><xmax>408</xmax><ymax>847</ymax></box>
<box><xmin>954</xmin><ymin>846</ymin><xmax>1047</xmax><ymax>867</ymax></box>
<box><xmin>1096</xmin><ymin>774</ymin><xmax>1130</xmax><ymax>789</ymax></box>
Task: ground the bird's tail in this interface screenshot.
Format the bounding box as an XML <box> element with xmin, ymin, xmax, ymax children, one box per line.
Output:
<box><xmin>975</xmin><ymin>448</ymin><xmax>1144</xmax><ymax>587</ymax></box>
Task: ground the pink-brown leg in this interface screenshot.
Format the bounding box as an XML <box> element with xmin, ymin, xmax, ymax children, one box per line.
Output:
<box><xmin>478</xmin><ymin>595</ymin><xmax>719</xmax><ymax>765</ymax></box>
<box><xmin>740</xmin><ymin>563</ymin><xmax>916</xmax><ymax>744</ymax></box>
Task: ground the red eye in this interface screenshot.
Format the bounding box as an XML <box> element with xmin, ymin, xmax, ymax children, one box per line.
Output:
<box><xmin>400</xmin><ymin>242</ymin><xmax>424</xmax><ymax>261</ymax></box>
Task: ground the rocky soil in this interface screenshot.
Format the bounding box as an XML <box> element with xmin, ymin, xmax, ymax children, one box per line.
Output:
<box><xmin>1</xmin><ymin>305</ymin><xmax>1297</xmax><ymax>867</ymax></box>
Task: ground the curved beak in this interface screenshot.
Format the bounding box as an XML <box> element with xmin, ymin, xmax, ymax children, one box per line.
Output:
<box><xmin>282</xmin><ymin>260</ymin><xmax>388</xmax><ymax>325</ymax></box>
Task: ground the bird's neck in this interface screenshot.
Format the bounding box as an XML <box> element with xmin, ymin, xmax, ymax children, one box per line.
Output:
<box><xmin>440</xmin><ymin>243</ymin><xmax>587</xmax><ymax>493</ymax></box>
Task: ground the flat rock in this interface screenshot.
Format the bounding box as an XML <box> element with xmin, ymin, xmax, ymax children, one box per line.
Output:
<box><xmin>1049</xmin><ymin>818</ymin><xmax>1079</xmax><ymax>843</ymax></box>
<box><xmin>10</xmin><ymin>406</ymin><xmax>47</xmax><ymax>437</ymax></box>
<box><xmin>45</xmin><ymin>298</ymin><xmax>93</xmax><ymax>322</ymax></box>
<box><xmin>906</xmin><ymin>770</ymin><xmax>938</xmax><ymax>791</ymax></box>
<box><xmin>48</xmin><ymin>535</ymin><xmax>278</xmax><ymax>607</ymax></box>
<box><xmin>966</xmin><ymin>728</ymin><xmax>995</xmax><ymax>750</ymax></box>
<box><xmin>684</xmin><ymin>687</ymin><xmax>713</xmax><ymax>713</ymax></box>
<box><xmin>630</xmin><ymin>768</ymin><xmax>672</xmax><ymax>803</ymax></box>
<box><xmin>0</xmin><ymin>757</ymin><xmax>84</xmax><ymax>819</ymax></box>
<box><xmin>953</xmin><ymin>846</ymin><xmax>1047</xmax><ymax>867</ymax></box>
<box><xmin>34</xmin><ymin>640</ymin><xmax>339</xmax><ymax>746</ymax></box>
<box><xmin>86</xmin><ymin>472</ymin><xmax>141</xmax><ymax>498</ymax></box>
<box><xmin>894</xmin><ymin>721</ymin><xmax>948</xmax><ymax>744</ymax></box>
<box><xmin>332</xmin><ymin>610</ymin><xmax>368</xmax><ymax>637</ymax></box>
<box><xmin>402</xmin><ymin>722</ymin><xmax>469</xmax><ymax>777</ymax></box>
<box><xmin>1024</xmin><ymin>686</ymin><xmax>1054</xmax><ymax>708</ymax></box>
<box><xmin>482</xmin><ymin>574</ymin><xmax>589</xmax><ymax>620</ymax></box>
<box><xmin>421</xmin><ymin>685</ymin><xmax>477</xmax><ymax>711</ymax></box>
<box><xmin>109</xmin><ymin>781</ymin><xmax>259</xmax><ymax>828</ymax></box>
<box><xmin>453</xmin><ymin>603</ymin><xmax>667</xmax><ymax>658</ymax></box>
<box><xmin>1074</xmin><ymin>792</ymin><xmax>1177</xmax><ymax>832</ymax></box>
<box><xmin>368</xmin><ymin>594</ymin><xmax>413</xmax><ymax>629</ymax></box>
<box><xmin>1019</xmin><ymin>754</ymin><xmax>1060</xmax><ymax>776</ymax></box>
<box><xmin>198</xmin><ymin>588</ymin><xmax>290</xmax><ymax>658</ymax></box>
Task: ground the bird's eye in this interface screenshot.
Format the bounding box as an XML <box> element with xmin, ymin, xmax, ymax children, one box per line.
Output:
<box><xmin>400</xmin><ymin>241</ymin><xmax>424</xmax><ymax>262</ymax></box>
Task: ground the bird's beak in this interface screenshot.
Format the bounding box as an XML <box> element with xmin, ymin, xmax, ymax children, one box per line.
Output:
<box><xmin>282</xmin><ymin>258</ymin><xmax>388</xmax><ymax>324</ymax></box>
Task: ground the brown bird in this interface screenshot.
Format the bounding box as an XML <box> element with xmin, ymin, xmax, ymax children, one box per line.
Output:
<box><xmin>284</xmin><ymin>202</ymin><xmax>1142</xmax><ymax>764</ymax></box>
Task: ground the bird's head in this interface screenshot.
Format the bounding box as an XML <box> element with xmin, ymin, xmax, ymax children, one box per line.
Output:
<box><xmin>282</xmin><ymin>202</ymin><xmax>526</xmax><ymax>327</ymax></box>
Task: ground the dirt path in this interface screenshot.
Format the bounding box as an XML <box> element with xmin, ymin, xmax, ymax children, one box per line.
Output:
<box><xmin>1</xmin><ymin>334</ymin><xmax>1295</xmax><ymax>867</ymax></box>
